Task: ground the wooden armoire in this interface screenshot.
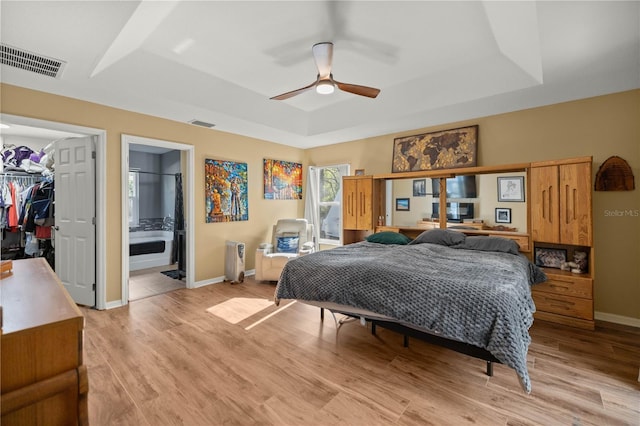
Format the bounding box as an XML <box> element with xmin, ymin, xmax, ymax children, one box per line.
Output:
<box><xmin>529</xmin><ymin>156</ymin><xmax>595</xmax><ymax>329</ymax></box>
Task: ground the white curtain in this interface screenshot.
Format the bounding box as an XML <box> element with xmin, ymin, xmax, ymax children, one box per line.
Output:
<box><xmin>304</xmin><ymin>166</ymin><xmax>320</xmax><ymax>250</ymax></box>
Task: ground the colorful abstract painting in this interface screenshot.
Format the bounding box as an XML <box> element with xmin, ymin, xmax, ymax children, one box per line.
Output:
<box><xmin>263</xmin><ymin>159</ymin><xmax>303</xmax><ymax>200</ymax></box>
<box><xmin>205</xmin><ymin>159</ymin><xmax>248</xmax><ymax>222</ymax></box>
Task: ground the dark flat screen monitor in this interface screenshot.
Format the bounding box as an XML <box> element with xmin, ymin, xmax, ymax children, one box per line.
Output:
<box><xmin>432</xmin><ymin>175</ymin><xmax>477</xmax><ymax>198</ymax></box>
<box><xmin>432</xmin><ymin>202</ymin><xmax>475</xmax><ymax>223</ymax></box>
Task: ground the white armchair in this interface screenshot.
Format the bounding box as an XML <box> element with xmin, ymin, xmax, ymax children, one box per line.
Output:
<box><xmin>255</xmin><ymin>218</ymin><xmax>315</xmax><ymax>282</ymax></box>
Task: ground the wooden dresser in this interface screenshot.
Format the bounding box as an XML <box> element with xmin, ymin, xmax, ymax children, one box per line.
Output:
<box><xmin>531</xmin><ymin>268</ymin><xmax>594</xmax><ymax>329</ymax></box>
<box><xmin>1</xmin><ymin>258</ymin><xmax>88</xmax><ymax>425</ymax></box>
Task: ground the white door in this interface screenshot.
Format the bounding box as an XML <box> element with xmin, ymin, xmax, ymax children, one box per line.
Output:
<box><xmin>54</xmin><ymin>136</ymin><xmax>96</xmax><ymax>306</ymax></box>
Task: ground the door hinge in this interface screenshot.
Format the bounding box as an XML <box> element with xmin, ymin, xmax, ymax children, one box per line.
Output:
<box><xmin>91</xmin><ymin>151</ymin><xmax>96</xmax><ymax>159</ymax></box>
<box><xmin>92</xmin><ymin>283</ymin><xmax>96</xmax><ymax>291</ymax></box>
<box><xmin>92</xmin><ymin>217</ymin><xmax>96</xmax><ymax>225</ymax></box>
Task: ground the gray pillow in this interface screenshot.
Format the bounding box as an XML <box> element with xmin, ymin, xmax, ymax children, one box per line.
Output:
<box><xmin>408</xmin><ymin>229</ymin><xmax>466</xmax><ymax>246</ymax></box>
<box><xmin>457</xmin><ymin>236</ymin><xmax>520</xmax><ymax>255</ymax></box>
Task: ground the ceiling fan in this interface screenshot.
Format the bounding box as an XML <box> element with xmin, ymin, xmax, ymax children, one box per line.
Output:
<box><xmin>270</xmin><ymin>42</ymin><xmax>380</xmax><ymax>100</ymax></box>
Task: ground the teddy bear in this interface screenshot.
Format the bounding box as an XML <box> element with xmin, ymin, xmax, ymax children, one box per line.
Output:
<box><xmin>560</xmin><ymin>251</ymin><xmax>588</xmax><ymax>274</ymax></box>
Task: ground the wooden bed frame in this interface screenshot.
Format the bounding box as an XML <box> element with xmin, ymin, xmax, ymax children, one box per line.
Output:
<box><xmin>320</xmin><ymin>308</ymin><xmax>501</xmax><ymax>377</ymax></box>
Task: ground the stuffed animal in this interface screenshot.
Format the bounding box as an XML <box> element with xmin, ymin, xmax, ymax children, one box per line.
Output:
<box><xmin>29</xmin><ymin>149</ymin><xmax>45</xmax><ymax>163</ymax></box>
<box><xmin>560</xmin><ymin>251</ymin><xmax>588</xmax><ymax>274</ymax></box>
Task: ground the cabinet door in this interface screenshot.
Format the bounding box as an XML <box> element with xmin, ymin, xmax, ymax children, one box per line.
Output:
<box><xmin>342</xmin><ymin>177</ymin><xmax>373</xmax><ymax>231</ymax></box>
<box><xmin>559</xmin><ymin>162</ymin><xmax>592</xmax><ymax>246</ymax></box>
<box><xmin>356</xmin><ymin>178</ymin><xmax>373</xmax><ymax>230</ymax></box>
<box><xmin>342</xmin><ymin>178</ymin><xmax>358</xmax><ymax>230</ymax></box>
<box><xmin>530</xmin><ymin>165</ymin><xmax>559</xmax><ymax>243</ymax></box>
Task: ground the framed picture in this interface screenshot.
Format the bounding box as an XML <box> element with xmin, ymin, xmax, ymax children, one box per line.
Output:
<box><xmin>395</xmin><ymin>198</ymin><xmax>410</xmax><ymax>211</ymax></box>
<box><xmin>495</xmin><ymin>207</ymin><xmax>511</xmax><ymax>223</ymax></box>
<box><xmin>497</xmin><ymin>176</ymin><xmax>525</xmax><ymax>202</ymax></box>
<box><xmin>354</xmin><ymin>169</ymin><xmax>365</xmax><ymax>176</ymax></box>
<box><xmin>263</xmin><ymin>159</ymin><xmax>303</xmax><ymax>200</ymax></box>
<box><xmin>413</xmin><ymin>179</ymin><xmax>427</xmax><ymax>196</ymax></box>
<box><xmin>534</xmin><ymin>247</ymin><xmax>567</xmax><ymax>269</ymax></box>
<box><xmin>392</xmin><ymin>125</ymin><xmax>478</xmax><ymax>172</ymax></box>
<box><xmin>205</xmin><ymin>159</ymin><xmax>248</xmax><ymax>222</ymax></box>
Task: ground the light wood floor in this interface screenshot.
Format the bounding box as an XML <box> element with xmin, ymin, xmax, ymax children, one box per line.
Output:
<box><xmin>82</xmin><ymin>277</ymin><xmax>640</xmax><ymax>425</ymax></box>
<box><xmin>128</xmin><ymin>264</ymin><xmax>185</xmax><ymax>301</ymax></box>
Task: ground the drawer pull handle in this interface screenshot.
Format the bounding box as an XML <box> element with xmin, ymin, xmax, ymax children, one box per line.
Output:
<box><xmin>549</xmin><ymin>284</ymin><xmax>569</xmax><ymax>290</ymax></box>
<box><xmin>545</xmin><ymin>297</ymin><xmax>575</xmax><ymax>306</ymax></box>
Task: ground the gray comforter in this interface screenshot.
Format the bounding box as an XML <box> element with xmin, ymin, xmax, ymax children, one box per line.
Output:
<box><xmin>274</xmin><ymin>241</ymin><xmax>547</xmax><ymax>393</ymax></box>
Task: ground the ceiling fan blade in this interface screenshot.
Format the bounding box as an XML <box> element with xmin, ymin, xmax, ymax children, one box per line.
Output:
<box><xmin>312</xmin><ymin>42</ymin><xmax>333</xmax><ymax>79</ymax></box>
<box><xmin>334</xmin><ymin>80</ymin><xmax>380</xmax><ymax>98</ymax></box>
<box><xmin>270</xmin><ymin>79</ymin><xmax>318</xmax><ymax>100</ymax></box>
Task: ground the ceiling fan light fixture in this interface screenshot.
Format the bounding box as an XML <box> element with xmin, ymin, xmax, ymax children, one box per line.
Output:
<box><xmin>316</xmin><ymin>80</ymin><xmax>334</xmax><ymax>95</ymax></box>
<box><xmin>270</xmin><ymin>42</ymin><xmax>379</xmax><ymax>100</ymax></box>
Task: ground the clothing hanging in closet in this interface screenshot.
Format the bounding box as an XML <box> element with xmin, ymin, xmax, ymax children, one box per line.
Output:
<box><xmin>1</xmin><ymin>173</ymin><xmax>55</xmax><ymax>264</ymax></box>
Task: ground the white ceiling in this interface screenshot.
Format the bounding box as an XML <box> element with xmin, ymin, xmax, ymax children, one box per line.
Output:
<box><xmin>0</xmin><ymin>123</ymin><xmax>82</xmax><ymax>141</ymax></box>
<box><xmin>1</xmin><ymin>1</ymin><xmax>639</xmax><ymax>149</ymax></box>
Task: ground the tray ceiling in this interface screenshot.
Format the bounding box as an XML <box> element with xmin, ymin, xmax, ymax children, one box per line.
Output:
<box><xmin>1</xmin><ymin>1</ymin><xmax>638</xmax><ymax>148</ymax></box>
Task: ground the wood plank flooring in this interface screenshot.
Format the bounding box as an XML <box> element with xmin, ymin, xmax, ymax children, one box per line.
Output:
<box><xmin>128</xmin><ymin>264</ymin><xmax>185</xmax><ymax>301</ymax></box>
<box><xmin>82</xmin><ymin>277</ymin><xmax>640</xmax><ymax>425</ymax></box>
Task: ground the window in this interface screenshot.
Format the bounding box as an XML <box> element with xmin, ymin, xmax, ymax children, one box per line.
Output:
<box><xmin>317</xmin><ymin>164</ymin><xmax>349</xmax><ymax>245</ymax></box>
<box><xmin>128</xmin><ymin>170</ymin><xmax>139</xmax><ymax>226</ymax></box>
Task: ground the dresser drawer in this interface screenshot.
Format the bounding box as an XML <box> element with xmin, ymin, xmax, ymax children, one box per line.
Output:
<box><xmin>532</xmin><ymin>291</ymin><xmax>593</xmax><ymax>320</ymax></box>
<box><xmin>504</xmin><ymin>235</ymin><xmax>530</xmax><ymax>252</ymax></box>
<box><xmin>534</xmin><ymin>274</ymin><xmax>593</xmax><ymax>299</ymax></box>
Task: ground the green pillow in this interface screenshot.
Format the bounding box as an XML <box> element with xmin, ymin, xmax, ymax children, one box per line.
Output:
<box><xmin>365</xmin><ymin>231</ymin><xmax>411</xmax><ymax>245</ymax></box>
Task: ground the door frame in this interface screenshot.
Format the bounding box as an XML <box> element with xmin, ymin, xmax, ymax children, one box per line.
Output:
<box><xmin>1</xmin><ymin>114</ymin><xmax>107</xmax><ymax>309</ymax></box>
<box><xmin>121</xmin><ymin>135</ymin><xmax>195</xmax><ymax>301</ymax></box>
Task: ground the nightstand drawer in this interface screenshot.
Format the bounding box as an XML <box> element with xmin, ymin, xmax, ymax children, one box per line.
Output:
<box><xmin>505</xmin><ymin>235</ymin><xmax>530</xmax><ymax>252</ymax></box>
<box><xmin>534</xmin><ymin>275</ymin><xmax>593</xmax><ymax>299</ymax></box>
<box><xmin>532</xmin><ymin>291</ymin><xmax>593</xmax><ymax>320</ymax></box>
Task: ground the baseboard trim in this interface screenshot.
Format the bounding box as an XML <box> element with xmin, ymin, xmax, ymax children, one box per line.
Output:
<box><xmin>193</xmin><ymin>269</ymin><xmax>256</xmax><ymax>288</ymax></box>
<box><xmin>194</xmin><ymin>276</ymin><xmax>224</xmax><ymax>288</ymax></box>
<box><xmin>105</xmin><ymin>300</ymin><xmax>125</xmax><ymax>310</ymax></box>
<box><xmin>104</xmin><ymin>270</ymin><xmax>258</xmax><ymax>306</ymax></box>
<box><xmin>595</xmin><ymin>311</ymin><xmax>640</xmax><ymax>328</ymax></box>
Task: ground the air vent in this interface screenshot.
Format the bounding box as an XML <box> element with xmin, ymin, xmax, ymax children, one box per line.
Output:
<box><xmin>188</xmin><ymin>119</ymin><xmax>215</xmax><ymax>128</ymax></box>
<box><xmin>0</xmin><ymin>43</ymin><xmax>66</xmax><ymax>78</ymax></box>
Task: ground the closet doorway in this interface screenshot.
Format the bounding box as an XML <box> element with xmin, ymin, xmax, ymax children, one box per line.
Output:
<box><xmin>0</xmin><ymin>114</ymin><xmax>107</xmax><ymax>309</ymax></box>
<box><xmin>121</xmin><ymin>135</ymin><xmax>194</xmax><ymax>303</ymax></box>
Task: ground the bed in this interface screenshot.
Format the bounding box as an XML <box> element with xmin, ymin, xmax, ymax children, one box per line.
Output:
<box><xmin>274</xmin><ymin>229</ymin><xmax>547</xmax><ymax>393</ymax></box>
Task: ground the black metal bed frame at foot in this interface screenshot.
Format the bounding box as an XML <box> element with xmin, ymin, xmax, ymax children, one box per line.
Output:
<box><xmin>320</xmin><ymin>307</ymin><xmax>501</xmax><ymax>377</ymax></box>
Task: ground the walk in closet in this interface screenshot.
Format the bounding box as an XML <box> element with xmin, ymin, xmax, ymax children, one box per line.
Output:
<box><xmin>1</xmin><ymin>143</ymin><xmax>55</xmax><ymax>267</ymax></box>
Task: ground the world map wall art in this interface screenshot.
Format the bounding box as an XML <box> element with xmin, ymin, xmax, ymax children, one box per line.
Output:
<box><xmin>392</xmin><ymin>125</ymin><xmax>478</xmax><ymax>172</ymax></box>
<box><xmin>205</xmin><ymin>159</ymin><xmax>248</xmax><ymax>222</ymax></box>
<box><xmin>263</xmin><ymin>159</ymin><xmax>303</xmax><ymax>200</ymax></box>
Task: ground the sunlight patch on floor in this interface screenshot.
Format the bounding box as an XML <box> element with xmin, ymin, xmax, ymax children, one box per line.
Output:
<box><xmin>206</xmin><ymin>297</ymin><xmax>274</xmax><ymax>324</ymax></box>
<box><xmin>244</xmin><ymin>300</ymin><xmax>296</xmax><ymax>330</ymax></box>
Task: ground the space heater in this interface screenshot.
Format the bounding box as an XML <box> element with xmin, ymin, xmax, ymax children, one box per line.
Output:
<box><xmin>225</xmin><ymin>241</ymin><xmax>245</xmax><ymax>283</ymax></box>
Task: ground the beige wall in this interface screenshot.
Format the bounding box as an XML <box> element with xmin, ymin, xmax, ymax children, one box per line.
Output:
<box><xmin>1</xmin><ymin>84</ymin><xmax>305</xmax><ymax>303</ymax></box>
<box><xmin>307</xmin><ymin>90</ymin><xmax>640</xmax><ymax>321</ymax></box>
<box><xmin>2</xmin><ymin>83</ymin><xmax>638</xmax><ymax>321</ymax></box>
